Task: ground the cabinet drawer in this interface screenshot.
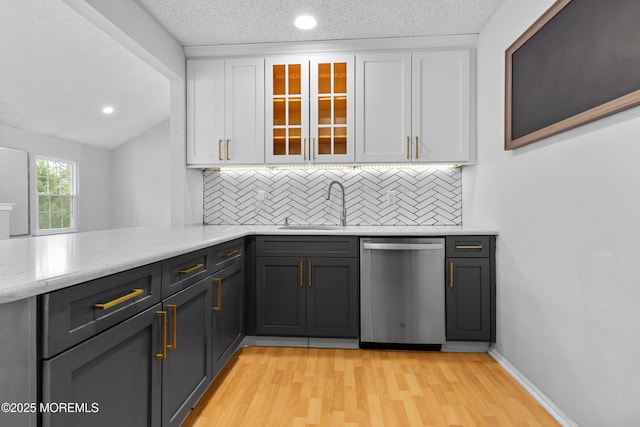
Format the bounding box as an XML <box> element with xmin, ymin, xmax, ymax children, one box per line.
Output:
<box><xmin>42</xmin><ymin>303</ymin><xmax>162</xmax><ymax>427</ymax></box>
<box><xmin>42</xmin><ymin>263</ymin><xmax>162</xmax><ymax>359</ymax></box>
<box><xmin>212</xmin><ymin>239</ymin><xmax>244</xmax><ymax>270</ymax></box>
<box><xmin>162</xmin><ymin>247</ymin><xmax>213</xmax><ymax>297</ymax></box>
<box><xmin>256</xmin><ymin>236</ymin><xmax>358</xmax><ymax>257</ymax></box>
<box><xmin>446</xmin><ymin>236</ymin><xmax>491</xmax><ymax>258</ymax></box>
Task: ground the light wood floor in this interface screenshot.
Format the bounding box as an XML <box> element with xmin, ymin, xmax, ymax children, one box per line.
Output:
<box><xmin>182</xmin><ymin>346</ymin><xmax>559</xmax><ymax>427</ymax></box>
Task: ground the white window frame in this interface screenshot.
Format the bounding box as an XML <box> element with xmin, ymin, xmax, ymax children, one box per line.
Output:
<box><xmin>34</xmin><ymin>156</ymin><xmax>78</xmax><ymax>235</ymax></box>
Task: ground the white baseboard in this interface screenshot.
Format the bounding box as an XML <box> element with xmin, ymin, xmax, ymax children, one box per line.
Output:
<box><xmin>488</xmin><ymin>348</ymin><xmax>579</xmax><ymax>427</ymax></box>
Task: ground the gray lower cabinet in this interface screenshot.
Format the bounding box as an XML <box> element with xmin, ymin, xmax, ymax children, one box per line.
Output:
<box><xmin>306</xmin><ymin>257</ymin><xmax>359</xmax><ymax>337</ymax></box>
<box><xmin>42</xmin><ymin>303</ymin><xmax>163</xmax><ymax>427</ymax></box>
<box><xmin>162</xmin><ymin>277</ymin><xmax>212</xmax><ymax>427</ymax></box>
<box><xmin>445</xmin><ymin>236</ymin><xmax>495</xmax><ymax>342</ymax></box>
<box><xmin>256</xmin><ymin>256</ymin><xmax>306</xmax><ymax>335</ymax></box>
<box><xmin>211</xmin><ymin>260</ymin><xmax>245</xmax><ymax>376</ymax></box>
<box><xmin>256</xmin><ymin>236</ymin><xmax>359</xmax><ymax>338</ymax></box>
<box><xmin>40</xmin><ymin>242</ymin><xmax>246</xmax><ymax>427</ymax></box>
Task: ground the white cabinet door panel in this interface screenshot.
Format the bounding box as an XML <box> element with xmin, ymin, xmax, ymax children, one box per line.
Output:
<box><xmin>225</xmin><ymin>58</ymin><xmax>264</xmax><ymax>164</ymax></box>
<box><xmin>412</xmin><ymin>50</ymin><xmax>472</xmax><ymax>162</ymax></box>
<box><xmin>356</xmin><ymin>53</ymin><xmax>412</xmax><ymax>163</ymax></box>
<box><xmin>187</xmin><ymin>59</ymin><xmax>225</xmax><ymax>165</ymax></box>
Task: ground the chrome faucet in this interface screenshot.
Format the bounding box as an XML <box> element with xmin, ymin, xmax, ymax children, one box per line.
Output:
<box><xmin>326</xmin><ymin>181</ymin><xmax>347</xmax><ymax>226</ymax></box>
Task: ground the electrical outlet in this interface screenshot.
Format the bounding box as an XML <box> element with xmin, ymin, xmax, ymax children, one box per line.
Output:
<box><xmin>387</xmin><ymin>190</ymin><xmax>397</xmax><ymax>206</ymax></box>
<box><xmin>257</xmin><ymin>191</ymin><xmax>266</xmax><ymax>201</ymax></box>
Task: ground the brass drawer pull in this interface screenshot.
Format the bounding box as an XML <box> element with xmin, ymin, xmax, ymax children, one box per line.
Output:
<box><xmin>226</xmin><ymin>139</ymin><xmax>230</xmax><ymax>160</ymax></box>
<box><xmin>455</xmin><ymin>245</ymin><xmax>483</xmax><ymax>250</ymax></box>
<box><xmin>308</xmin><ymin>261</ymin><xmax>312</xmax><ymax>287</ymax></box>
<box><xmin>415</xmin><ymin>136</ymin><xmax>419</xmax><ymax>159</ymax></box>
<box><xmin>223</xmin><ymin>249</ymin><xmax>239</xmax><ymax>257</ymax></box>
<box><xmin>213</xmin><ymin>278</ymin><xmax>222</xmax><ymax>311</ymax></box>
<box><xmin>156</xmin><ymin>310</ymin><xmax>167</xmax><ymax>359</ymax></box>
<box><xmin>449</xmin><ymin>262</ymin><xmax>454</xmax><ymax>288</ymax></box>
<box><xmin>299</xmin><ymin>261</ymin><xmax>303</xmax><ymax>287</ymax></box>
<box><xmin>179</xmin><ymin>263</ymin><xmax>205</xmax><ymax>275</ymax></box>
<box><xmin>406</xmin><ymin>136</ymin><xmax>410</xmax><ymax>160</ymax></box>
<box><xmin>93</xmin><ymin>288</ymin><xmax>144</xmax><ymax>310</ymax></box>
<box><xmin>167</xmin><ymin>304</ymin><xmax>177</xmax><ymax>350</ymax></box>
<box><xmin>218</xmin><ymin>139</ymin><xmax>223</xmax><ymax>161</ymax></box>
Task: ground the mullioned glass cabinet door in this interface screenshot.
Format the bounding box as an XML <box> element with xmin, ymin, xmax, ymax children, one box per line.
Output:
<box><xmin>265</xmin><ymin>56</ymin><xmax>309</xmax><ymax>164</ymax></box>
<box><xmin>309</xmin><ymin>55</ymin><xmax>355</xmax><ymax>163</ymax></box>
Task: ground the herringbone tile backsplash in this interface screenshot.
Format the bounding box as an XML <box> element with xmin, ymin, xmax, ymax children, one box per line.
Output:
<box><xmin>203</xmin><ymin>168</ymin><xmax>461</xmax><ymax>226</ymax></box>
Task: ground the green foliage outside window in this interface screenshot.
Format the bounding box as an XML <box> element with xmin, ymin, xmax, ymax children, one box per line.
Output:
<box><xmin>37</xmin><ymin>159</ymin><xmax>74</xmax><ymax>230</ymax></box>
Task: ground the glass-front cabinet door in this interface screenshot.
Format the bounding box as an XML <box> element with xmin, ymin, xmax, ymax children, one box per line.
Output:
<box><xmin>310</xmin><ymin>55</ymin><xmax>354</xmax><ymax>163</ymax></box>
<box><xmin>266</xmin><ymin>55</ymin><xmax>354</xmax><ymax>164</ymax></box>
<box><xmin>266</xmin><ymin>56</ymin><xmax>309</xmax><ymax>164</ymax></box>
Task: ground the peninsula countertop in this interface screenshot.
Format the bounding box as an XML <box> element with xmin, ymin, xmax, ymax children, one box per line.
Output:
<box><xmin>0</xmin><ymin>224</ymin><xmax>497</xmax><ymax>304</ymax></box>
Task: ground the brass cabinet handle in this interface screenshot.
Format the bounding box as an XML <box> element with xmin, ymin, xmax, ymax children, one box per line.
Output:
<box><xmin>93</xmin><ymin>288</ymin><xmax>144</xmax><ymax>310</ymax></box>
<box><xmin>213</xmin><ymin>278</ymin><xmax>222</xmax><ymax>311</ymax></box>
<box><xmin>455</xmin><ymin>245</ymin><xmax>483</xmax><ymax>250</ymax></box>
<box><xmin>299</xmin><ymin>261</ymin><xmax>304</xmax><ymax>287</ymax></box>
<box><xmin>156</xmin><ymin>311</ymin><xmax>167</xmax><ymax>359</ymax></box>
<box><xmin>225</xmin><ymin>139</ymin><xmax>230</xmax><ymax>161</ymax></box>
<box><xmin>167</xmin><ymin>304</ymin><xmax>177</xmax><ymax>350</ymax></box>
<box><xmin>223</xmin><ymin>249</ymin><xmax>239</xmax><ymax>258</ymax></box>
<box><xmin>218</xmin><ymin>139</ymin><xmax>223</xmax><ymax>161</ymax></box>
<box><xmin>303</xmin><ymin>138</ymin><xmax>307</xmax><ymax>160</ymax></box>
<box><xmin>179</xmin><ymin>263</ymin><xmax>204</xmax><ymax>275</ymax></box>
<box><xmin>415</xmin><ymin>136</ymin><xmax>419</xmax><ymax>159</ymax></box>
<box><xmin>308</xmin><ymin>261</ymin><xmax>312</xmax><ymax>287</ymax></box>
<box><xmin>449</xmin><ymin>261</ymin><xmax>454</xmax><ymax>288</ymax></box>
<box><xmin>406</xmin><ymin>136</ymin><xmax>410</xmax><ymax>160</ymax></box>
<box><xmin>312</xmin><ymin>138</ymin><xmax>316</xmax><ymax>160</ymax></box>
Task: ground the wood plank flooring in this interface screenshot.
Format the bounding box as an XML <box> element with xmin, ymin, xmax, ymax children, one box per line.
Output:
<box><xmin>182</xmin><ymin>346</ymin><xmax>559</xmax><ymax>427</ymax></box>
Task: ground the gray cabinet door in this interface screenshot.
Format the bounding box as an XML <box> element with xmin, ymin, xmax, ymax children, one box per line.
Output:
<box><xmin>306</xmin><ymin>257</ymin><xmax>359</xmax><ymax>338</ymax></box>
<box><xmin>212</xmin><ymin>261</ymin><xmax>244</xmax><ymax>375</ymax></box>
<box><xmin>445</xmin><ymin>258</ymin><xmax>491</xmax><ymax>341</ymax></box>
<box><xmin>256</xmin><ymin>256</ymin><xmax>306</xmax><ymax>336</ymax></box>
<box><xmin>162</xmin><ymin>278</ymin><xmax>213</xmax><ymax>427</ymax></box>
<box><xmin>42</xmin><ymin>304</ymin><xmax>163</xmax><ymax>427</ymax></box>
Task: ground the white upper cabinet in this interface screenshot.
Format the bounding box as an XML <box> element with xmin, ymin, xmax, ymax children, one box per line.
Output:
<box><xmin>356</xmin><ymin>49</ymin><xmax>474</xmax><ymax>163</ymax></box>
<box><xmin>265</xmin><ymin>56</ymin><xmax>310</xmax><ymax>164</ymax></box>
<box><xmin>187</xmin><ymin>58</ymin><xmax>264</xmax><ymax>166</ymax></box>
<box><xmin>412</xmin><ymin>50</ymin><xmax>472</xmax><ymax>163</ymax></box>
<box><xmin>309</xmin><ymin>54</ymin><xmax>355</xmax><ymax>164</ymax></box>
<box><xmin>265</xmin><ymin>55</ymin><xmax>355</xmax><ymax>164</ymax></box>
<box><xmin>187</xmin><ymin>59</ymin><xmax>224</xmax><ymax>166</ymax></box>
<box><xmin>186</xmin><ymin>39</ymin><xmax>476</xmax><ymax>167</ymax></box>
<box><xmin>356</xmin><ymin>53</ymin><xmax>412</xmax><ymax>163</ymax></box>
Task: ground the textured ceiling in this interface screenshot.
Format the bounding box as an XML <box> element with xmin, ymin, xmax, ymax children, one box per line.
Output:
<box><xmin>0</xmin><ymin>0</ymin><xmax>502</xmax><ymax>150</ymax></box>
<box><xmin>0</xmin><ymin>0</ymin><xmax>170</xmax><ymax>149</ymax></box>
<box><xmin>137</xmin><ymin>0</ymin><xmax>503</xmax><ymax>46</ymax></box>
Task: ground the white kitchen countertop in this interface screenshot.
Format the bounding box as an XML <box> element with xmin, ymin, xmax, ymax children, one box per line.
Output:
<box><xmin>0</xmin><ymin>224</ymin><xmax>497</xmax><ymax>304</ymax></box>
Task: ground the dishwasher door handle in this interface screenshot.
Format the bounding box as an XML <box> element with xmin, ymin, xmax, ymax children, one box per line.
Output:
<box><xmin>362</xmin><ymin>242</ymin><xmax>444</xmax><ymax>251</ymax></box>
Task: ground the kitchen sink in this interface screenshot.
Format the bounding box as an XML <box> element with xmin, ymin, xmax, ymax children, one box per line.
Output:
<box><xmin>277</xmin><ymin>224</ymin><xmax>340</xmax><ymax>230</ymax></box>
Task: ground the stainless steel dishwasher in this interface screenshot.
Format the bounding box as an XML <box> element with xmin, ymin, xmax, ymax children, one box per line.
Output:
<box><xmin>360</xmin><ymin>237</ymin><xmax>445</xmax><ymax>347</ymax></box>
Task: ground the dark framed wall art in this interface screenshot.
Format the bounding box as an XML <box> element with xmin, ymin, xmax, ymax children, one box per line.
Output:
<box><xmin>505</xmin><ymin>0</ymin><xmax>640</xmax><ymax>150</ymax></box>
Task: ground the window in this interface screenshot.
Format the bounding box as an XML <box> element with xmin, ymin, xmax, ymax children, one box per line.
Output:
<box><xmin>36</xmin><ymin>157</ymin><xmax>77</xmax><ymax>233</ymax></box>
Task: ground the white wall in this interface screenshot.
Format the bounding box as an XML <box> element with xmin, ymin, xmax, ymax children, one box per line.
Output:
<box><xmin>110</xmin><ymin>119</ymin><xmax>171</xmax><ymax>228</ymax></box>
<box><xmin>63</xmin><ymin>0</ymin><xmax>203</xmax><ymax>227</ymax></box>
<box><xmin>0</xmin><ymin>124</ymin><xmax>111</xmax><ymax>232</ymax></box>
<box><xmin>465</xmin><ymin>1</ymin><xmax>640</xmax><ymax>425</ymax></box>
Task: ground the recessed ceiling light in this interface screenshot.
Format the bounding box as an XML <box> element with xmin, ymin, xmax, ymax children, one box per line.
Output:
<box><xmin>294</xmin><ymin>15</ymin><xmax>317</xmax><ymax>30</ymax></box>
<box><xmin>102</xmin><ymin>106</ymin><xmax>115</xmax><ymax>115</ymax></box>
